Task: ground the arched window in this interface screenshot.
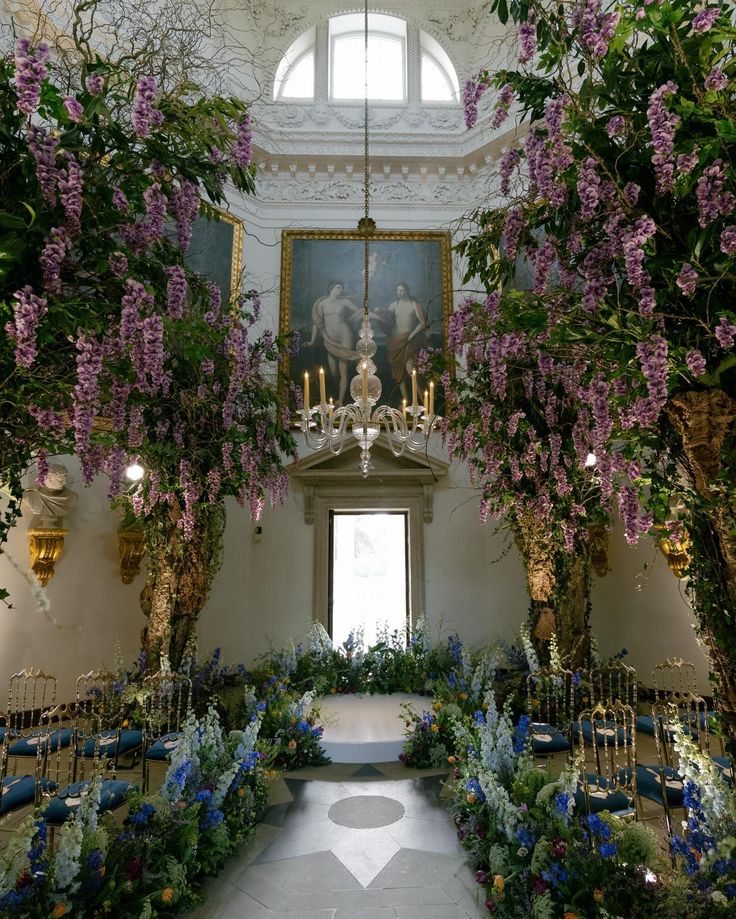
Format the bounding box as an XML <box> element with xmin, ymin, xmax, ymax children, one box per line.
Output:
<box><xmin>272</xmin><ymin>15</ymin><xmax>460</xmax><ymax>108</ymax></box>
<box><xmin>274</xmin><ymin>26</ymin><xmax>316</xmax><ymax>100</ymax></box>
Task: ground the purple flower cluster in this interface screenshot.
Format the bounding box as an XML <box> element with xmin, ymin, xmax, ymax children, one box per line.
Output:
<box><xmin>120</xmin><ymin>279</ymin><xmax>154</xmax><ymax>343</ymax></box>
<box><xmin>715</xmin><ymin>316</ymin><xmax>736</xmax><ymax>350</ymax></box>
<box><xmin>691</xmin><ymin>7</ymin><xmax>719</xmax><ymax>32</ymax></box>
<box><xmin>606</xmin><ymin>115</ymin><xmax>625</xmax><ymax>137</ymax></box>
<box><xmin>86</xmin><ymin>73</ymin><xmax>104</xmax><ymax>94</ymax></box>
<box><xmin>40</xmin><ymin>227</ymin><xmax>70</xmax><ymax>293</ymax></box>
<box><xmin>165</xmin><ymin>265</ymin><xmax>187</xmax><ymax>319</ymax></box>
<box><xmin>623</xmin><ymin>182</ymin><xmax>640</xmax><ymax>205</ymax></box>
<box><xmin>525</xmin><ymin>129</ymin><xmax>566</xmax><ymax>208</ymax></box>
<box><xmin>28</xmin><ymin>125</ymin><xmax>59</xmax><ymax>206</ymax></box>
<box><xmin>63</xmin><ymin>96</ymin><xmax>84</xmax><ymax>122</ymax></box>
<box><xmin>14</xmin><ymin>39</ymin><xmax>49</xmax><ymax>115</ymax></box>
<box><xmin>705</xmin><ymin>67</ymin><xmax>728</xmax><ymax>91</ymax></box>
<box><xmin>171</xmin><ymin>179</ymin><xmax>199</xmax><ymax>252</ymax></box>
<box><xmin>618</xmin><ymin>484</ymin><xmax>652</xmax><ymax>544</ymax></box>
<box><xmin>721</xmin><ymin>226</ymin><xmax>736</xmax><ymax>256</ymax></box>
<box><xmin>139</xmin><ymin>314</ymin><xmax>166</xmax><ymax>394</ymax></box>
<box><xmin>463</xmin><ymin>75</ymin><xmax>490</xmax><ymax>129</ymax></box>
<box><xmin>696</xmin><ymin>159</ymin><xmax>735</xmax><ymax>228</ymax></box>
<box><xmin>503</xmin><ymin>207</ymin><xmax>527</xmax><ymax>261</ymax></box>
<box><xmin>499</xmin><ymin>147</ymin><xmax>521</xmax><ymax>196</ymax></box>
<box><xmin>676</xmin><ymin>263</ymin><xmax>698</xmax><ymax>296</ymax></box>
<box><xmin>577</xmin><ymin>157</ymin><xmax>601</xmax><ymax>220</ymax></box>
<box><xmin>28</xmin><ymin>404</ymin><xmax>66</xmax><ymax>438</ymax></box>
<box><xmin>676</xmin><ymin>149</ymin><xmax>699</xmax><ymax>176</ymax></box>
<box><xmin>572</xmin><ymin>0</ymin><xmax>620</xmax><ymax>58</ymax></box>
<box><xmin>636</xmin><ymin>334</ymin><xmax>668</xmax><ymax>409</ymax></box>
<box><xmin>5</xmin><ymin>287</ymin><xmax>48</xmax><ymax>368</ymax></box>
<box><xmin>143</xmin><ymin>182</ymin><xmax>167</xmax><ymax>244</ymax></box>
<box><xmin>58</xmin><ymin>156</ymin><xmax>84</xmax><ymax>226</ymax></box>
<box><xmin>490</xmin><ymin>83</ymin><xmax>515</xmax><ymax>130</ymax></box>
<box><xmin>233</xmin><ymin>113</ymin><xmax>253</xmax><ymax>168</ymax></box>
<box><xmin>132</xmin><ymin>76</ymin><xmax>162</xmax><ymax>137</ymax></box>
<box><xmin>73</xmin><ymin>332</ymin><xmax>104</xmax><ymax>460</ymax></box>
<box><xmin>109</xmin><ymin>251</ymin><xmax>128</xmax><ymax>277</ymax></box>
<box><xmin>621</xmin><ymin>215</ymin><xmax>656</xmax><ymax>290</ymax></box>
<box><xmin>518</xmin><ymin>20</ymin><xmax>537</xmax><ymax>63</ymax></box>
<box><xmin>533</xmin><ymin>240</ymin><xmax>557</xmax><ymax>293</ymax></box>
<box><xmin>112</xmin><ymin>187</ymin><xmax>129</xmax><ymax>213</ymax></box>
<box><xmin>685</xmin><ymin>349</ymin><xmax>707</xmax><ymax>377</ymax></box>
<box><xmin>647</xmin><ymin>82</ymin><xmax>680</xmax><ymax>193</ymax></box>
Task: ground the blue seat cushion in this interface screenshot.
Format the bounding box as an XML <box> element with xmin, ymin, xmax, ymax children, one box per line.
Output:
<box><xmin>572</xmin><ymin>720</ymin><xmax>631</xmax><ymax>747</ymax></box>
<box><xmin>0</xmin><ymin>775</ymin><xmax>56</xmax><ymax>816</ymax></box>
<box><xmin>0</xmin><ymin>727</ymin><xmax>4</xmax><ymax>744</ymax></box>
<box><xmin>145</xmin><ymin>732</ymin><xmax>181</xmax><ymax>761</ymax></box>
<box><xmin>531</xmin><ymin>724</ymin><xmax>570</xmax><ymax>754</ymax></box>
<box><xmin>575</xmin><ymin>772</ymin><xmax>633</xmax><ymax>814</ymax></box>
<box><xmin>8</xmin><ymin>728</ymin><xmax>72</xmax><ymax>756</ymax></box>
<box><xmin>81</xmin><ymin>729</ymin><xmax>143</xmax><ymax>758</ymax></box>
<box><xmin>636</xmin><ymin>715</ymin><xmax>655</xmax><ymax>736</ymax></box>
<box><xmin>636</xmin><ymin>763</ymin><xmax>683</xmax><ymax>807</ymax></box>
<box><xmin>43</xmin><ymin>779</ymin><xmax>137</xmax><ymax>824</ymax></box>
<box><xmin>713</xmin><ymin>755</ymin><xmax>733</xmax><ymax>784</ymax></box>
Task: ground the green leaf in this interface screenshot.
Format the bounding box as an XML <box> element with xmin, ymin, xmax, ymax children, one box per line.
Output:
<box><xmin>0</xmin><ymin>211</ymin><xmax>26</xmax><ymax>230</ymax></box>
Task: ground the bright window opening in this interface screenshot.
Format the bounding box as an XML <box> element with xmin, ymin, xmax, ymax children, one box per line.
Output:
<box><xmin>420</xmin><ymin>31</ymin><xmax>459</xmax><ymax>102</ymax></box>
<box><xmin>329</xmin><ymin>512</ymin><xmax>408</xmax><ymax>648</ymax></box>
<box><xmin>274</xmin><ymin>27</ymin><xmax>316</xmax><ymax>100</ymax></box>
<box><xmin>330</xmin><ymin>13</ymin><xmax>406</xmax><ymax>101</ymax></box>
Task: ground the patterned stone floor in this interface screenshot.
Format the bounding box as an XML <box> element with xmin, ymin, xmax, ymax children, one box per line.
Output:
<box><xmin>184</xmin><ymin>761</ymin><xmax>487</xmax><ymax>919</ymax></box>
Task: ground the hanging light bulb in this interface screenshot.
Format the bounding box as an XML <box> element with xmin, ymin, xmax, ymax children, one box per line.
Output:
<box><xmin>299</xmin><ymin>1</ymin><xmax>439</xmax><ymax>477</ymax></box>
<box><xmin>125</xmin><ymin>460</ymin><xmax>145</xmax><ymax>481</ymax></box>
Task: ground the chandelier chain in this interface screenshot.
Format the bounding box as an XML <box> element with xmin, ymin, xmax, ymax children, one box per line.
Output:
<box><xmin>362</xmin><ymin>0</ymin><xmax>370</xmax><ymax>319</ymax></box>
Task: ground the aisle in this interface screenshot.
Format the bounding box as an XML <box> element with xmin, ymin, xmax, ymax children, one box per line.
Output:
<box><xmin>185</xmin><ymin>761</ymin><xmax>487</xmax><ymax>918</ymax></box>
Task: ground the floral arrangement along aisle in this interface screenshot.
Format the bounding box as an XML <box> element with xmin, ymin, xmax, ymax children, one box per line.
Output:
<box><xmin>0</xmin><ymin>11</ymin><xmax>296</xmax><ymax>659</ymax></box>
<box><xmin>0</xmin><ymin>707</ymin><xmax>269</xmax><ymax>917</ymax></box>
<box><xmin>450</xmin><ymin>0</ymin><xmax>736</xmax><ymax>738</ymax></box>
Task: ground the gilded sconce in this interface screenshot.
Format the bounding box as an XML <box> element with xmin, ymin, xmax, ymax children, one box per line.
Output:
<box><xmin>655</xmin><ymin>524</ymin><xmax>691</xmax><ymax>579</ymax></box>
<box><xmin>23</xmin><ymin>462</ymin><xmax>77</xmax><ymax>586</ymax></box>
<box><xmin>118</xmin><ymin>528</ymin><xmax>146</xmax><ymax>584</ymax></box>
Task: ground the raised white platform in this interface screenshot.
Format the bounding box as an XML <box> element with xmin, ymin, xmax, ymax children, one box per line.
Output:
<box><xmin>317</xmin><ymin>693</ymin><xmax>427</xmax><ymax>763</ymax></box>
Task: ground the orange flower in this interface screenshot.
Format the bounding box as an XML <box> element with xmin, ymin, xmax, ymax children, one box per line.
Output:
<box><xmin>330</xmin><ymin>687</ymin><xmax>337</xmax><ymax>694</ymax></box>
<box><xmin>161</xmin><ymin>887</ymin><xmax>175</xmax><ymax>904</ymax></box>
<box><xmin>493</xmin><ymin>875</ymin><xmax>505</xmax><ymax>893</ymax></box>
<box><xmin>99</xmin><ymin>866</ymin><xmax>106</xmax><ymax>877</ymax></box>
<box><xmin>447</xmin><ymin>755</ymin><xmax>456</xmax><ymax>765</ymax></box>
<box><xmin>122</xmin><ymin>719</ymin><xmax>129</xmax><ymax>728</ymax></box>
<box><xmin>466</xmin><ymin>792</ymin><xmax>477</xmax><ymax>804</ymax></box>
<box><xmin>52</xmin><ymin>904</ymin><xmax>67</xmax><ymax>918</ymax></box>
<box><xmin>563</xmin><ymin>912</ymin><xmax>578</xmax><ymax>919</ymax></box>
<box><xmin>238</xmin><ymin>787</ymin><xmax>246</xmax><ymax>796</ymax></box>
<box><xmin>288</xmin><ymin>739</ymin><xmax>297</xmax><ymax>749</ymax></box>
<box><xmin>593</xmin><ymin>888</ymin><xmax>604</xmax><ymax>902</ymax></box>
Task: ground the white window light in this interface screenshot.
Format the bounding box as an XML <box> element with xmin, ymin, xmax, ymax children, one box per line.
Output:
<box><xmin>274</xmin><ymin>27</ymin><xmax>316</xmax><ymax>100</ymax></box>
<box><xmin>330</xmin><ymin>13</ymin><xmax>406</xmax><ymax>102</ymax></box>
<box><xmin>420</xmin><ymin>31</ymin><xmax>459</xmax><ymax>102</ymax></box>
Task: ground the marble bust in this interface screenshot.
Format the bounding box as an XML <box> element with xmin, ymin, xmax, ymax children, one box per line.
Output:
<box><xmin>23</xmin><ymin>463</ymin><xmax>78</xmax><ymax>529</ymax></box>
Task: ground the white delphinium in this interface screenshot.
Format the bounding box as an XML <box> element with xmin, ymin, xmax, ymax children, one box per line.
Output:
<box><xmin>460</xmin><ymin>647</ymin><xmax>474</xmax><ymax>682</ymax></box>
<box><xmin>199</xmin><ymin>704</ymin><xmax>226</xmax><ymax>761</ymax></box>
<box><xmin>159</xmin><ymin>651</ymin><xmax>172</xmax><ymax>675</ymax></box>
<box><xmin>549</xmin><ymin>632</ymin><xmax>562</xmax><ymax>670</ymax></box>
<box><xmin>589</xmin><ymin>632</ymin><xmax>601</xmax><ymax>666</ymax></box>
<box><xmin>0</xmin><ymin>815</ymin><xmax>36</xmax><ymax>896</ymax></box>
<box><xmin>673</xmin><ymin>721</ymin><xmax>735</xmax><ymax>831</ymax></box>
<box><xmin>288</xmin><ymin>689</ymin><xmax>315</xmax><ymax>721</ymax></box>
<box><xmin>479</xmin><ymin>766</ymin><xmax>521</xmax><ymax>843</ymax></box>
<box><xmin>309</xmin><ymin>621</ymin><xmax>333</xmax><ymax>656</ymax></box>
<box><xmin>479</xmin><ymin>690</ymin><xmax>516</xmax><ymax>781</ymax></box>
<box><xmin>53</xmin><ymin>775</ymin><xmax>102</xmax><ymax>894</ymax></box>
<box><xmin>212</xmin><ymin>714</ymin><xmax>262</xmax><ymax>807</ymax></box>
<box><xmin>519</xmin><ymin>622</ymin><xmax>540</xmax><ymax>672</ymax></box>
<box><xmin>113</xmin><ymin>640</ymin><xmax>127</xmax><ymax>683</ymax></box>
<box><xmin>471</xmin><ymin>648</ymin><xmax>501</xmax><ymax>701</ymax></box>
<box><xmin>162</xmin><ymin>711</ymin><xmax>201</xmax><ymax>804</ymax></box>
<box><xmin>410</xmin><ymin>615</ymin><xmax>429</xmax><ymax>654</ymax></box>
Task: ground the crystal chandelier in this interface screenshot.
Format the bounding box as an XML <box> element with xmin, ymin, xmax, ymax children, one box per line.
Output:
<box><xmin>299</xmin><ymin>2</ymin><xmax>439</xmax><ymax>477</ymax></box>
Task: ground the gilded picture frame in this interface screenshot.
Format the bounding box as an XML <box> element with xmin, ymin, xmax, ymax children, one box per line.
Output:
<box><xmin>279</xmin><ymin>229</ymin><xmax>453</xmax><ymax>411</ymax></box>
<box><xmin>185</xmin><ymin>205</ymin><xmax>244</xmax><ymax>305</ymax></box>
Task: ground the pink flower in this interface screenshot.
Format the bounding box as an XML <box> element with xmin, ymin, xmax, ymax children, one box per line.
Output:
<box><xmin>675</xmin><ymin>263</ymin><xmax>698</xmax><ymax>297</ymax></box>
<box><xmin>691</xmin><ymin>7</ymin><xmax>719</xmax><ymax>32</ymax></box>
<box><xmin>715</xmin><ymin>316</ymin><xmax>736</xmax><ymax>349</ymax></box>
<box><xmin>63</xmin><ymin>96</ymin><xmax>84</xmax><ymax>122</ymax></box>
<box><xmin>720</xmin><ymin>226</ymin><xmax>736</xmax><ymax>256</ymax></box>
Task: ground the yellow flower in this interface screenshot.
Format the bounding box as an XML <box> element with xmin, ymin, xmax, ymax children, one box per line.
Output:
<box><xmin>481</xmin><ymin>702</ymin><xmax>489</xmax><ymax>711</ymax></box>
<box><xmin>466</xmin><ymin>792</ymin><xmax>477</xmax><ymax>804</ymax></box>
<box><xmin>52</xmin><ymin>904</ymin><xmax>67</xmax><ymax>918</ymax></box>
<box><xmin>459</xmin><ymin>692</ymin><xmax>468</xmax><ymax>701</ymax></box>
<box><xmin>593</xmin><ymin>888</ymin><xmax>604</xmax><ymax>903</ymax></box>
<box><xmin>161</xmin><ymin>887</ymin><xmax>175</xmax><ymax>904</ymax></box>
<box><xmin>431</xmin><ymin>723</ymin><xmax>439</xmax><ymax>733</ymax></box>
<box><xmin>290</xmin><ymin>717</ymin><xmax>297</xmax><ymax>725</ymax></box>
<box><xmin>238</xmin><ymin>787</ymin><xmax>246</xmax><ymax>797</ymax></box>
<box><xmin>122</xmin><ymin>719</ymin><xmax>129</xmax><ymax>728</ymax></box>
<box><xmin>493</xmin><ymin>875</ymin><xmax>505</xmax><ymax>893</ymax></box>
<box><xmin>330</xmin><ymin>687</ymin><xmax>337</xmax><ymax>694</ymax></box>
<box><xmin>433</xmin><ymin>702</ymin><xmax>442</xmax><ymax>712</ymax></box>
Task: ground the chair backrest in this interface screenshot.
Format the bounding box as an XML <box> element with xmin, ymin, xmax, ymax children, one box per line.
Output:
<box><xmin>76</xmin><ymin>669</ymin><xmax>125</xmax><ymax>727</ymax></box>
<box><xmin>142</xmin><ymin>671</ymin><xmax>192</xmax><ymax>741</ymax></box>
<box><xmin>651</xmin><ymin>691</ymin><xmax>710</xmax><ymax>770</ymax></box>
<box><xmin>652</xmin><ymin>658</ymin><xmax>698</xmax><ymax>699</ymax></box>
<box><xmin>577</xmin><ymin>700</ymin><xmax>637</xmax><ymax>813</ymax></box>
<box><xmin>1</xmin><ymin>668</ymin><xmax>57</xmax><ymax>783</ymax></box>
<box><xmin>527</xmin><ymin>667</ymin><xmax>577</xmax><ymax>730</ymax></box>
<box><xmin>589</xmin><ymin>661</ymin><xmax>638</xmax><ymax>708</ymax></box>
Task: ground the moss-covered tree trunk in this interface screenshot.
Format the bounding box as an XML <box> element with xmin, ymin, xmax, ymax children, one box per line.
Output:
<box><xmin>666</xmin><ymin>389</ymin><xmax>736</xmax><ymax>742</ymax></box>
<box><xmin>140</xmin><ymin>501</ymin><xmax>226</xmax><ymax>671</ymax></box>
<box><xmin>516</xmin><ymin>514</ymin><xmax>592</xmax><ymax>670</ymax></box>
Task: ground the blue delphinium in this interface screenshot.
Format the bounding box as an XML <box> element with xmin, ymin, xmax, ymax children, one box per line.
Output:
<box><xmin>516</xmin><ymin>824</ymin><xmax>537</xmax><ymax>849</ymax></box>
<box><xmin>513</xmin><ymin>714</ymin><xmax>530</xmax><ymax>753</ymax></box>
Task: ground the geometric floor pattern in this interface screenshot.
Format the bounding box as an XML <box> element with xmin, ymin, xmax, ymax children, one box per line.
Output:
<box><xmin>184</xmin><ymin>761</ymin><xmax>488</xmax><ymax>918</ymax></box>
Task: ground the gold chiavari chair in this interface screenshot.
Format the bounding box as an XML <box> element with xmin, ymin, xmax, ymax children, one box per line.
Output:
<box><xmin>636</xmin><ymin>691</ymin><xmax>712</xmax><ymax>838</ymax></box>
<box><xmin>141</xmin><ymin>671</ymin><xmax>192</xmax><ymax>793</ymax></box>
<box><xmin>75</xmin><ymin>670</ymin><xmax>142</xmax><ymax>777</ymax></box>
<box><xmin>575</xmin><ymin>700</ymin><xmax>637</xmax><ymax>818</ymax></box>
<box><xmin>39</xmin><ymin>702</ymin><xmax>138</xmax><ymax>827</ymax></box>
<box><xmin>527</xmin><ymin>667</ymin><xmax>577</xmax><ymax>759</ymax></box>
<box><xmin>0</xmin><ymin>669</ymin><xmax>62</xmax><ymax>820</ymax></box>
<box><xmin>637</xmin><ymin>658</ymin><xmax>699</xmax><ymax>738</ymax></box>
<box><xmin>576</xmin><ymin>661</ymin><xmax>638</xmax><ymax>749</ymax></box>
